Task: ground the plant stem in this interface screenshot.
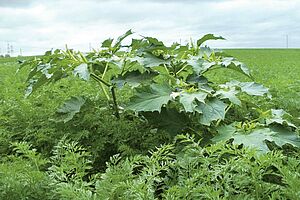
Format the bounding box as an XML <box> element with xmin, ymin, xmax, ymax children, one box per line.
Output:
<box><xmin>90</xmin><ymin>73</ymin><xmax>111</xmax><ymax>101</ymax></box>
<box><xmin>176</xmin><ymin>64</ymin><xmax>188</xmax><ymax>76</ymax></box>
<box><xmin>249</xmin><ymin>118</ymin><xmax>260</xmax><ymax>124</ymax></box>
<box><xmin>99</xmin><ymin>62</ymin><xmax>111</xmax><ymax>100</ymax></box>
<box><xmin>225</xmin><ymin>103</ymin><xmax>233</xmax><ymax>113</ymax></box>
<box><xmin>102</xmin><ymin>62</ymin><xmax>109</xmax><ymax>79</ymax></box>
<box><xmin>111</xmin><ymin>86</ymin><xmax>120</xmax><ymax>119</ymax></box>
<box><xmin>65</xmin><ymin>45</ymin><xmax>78</xmax><ymax>62</ymax></box>
<box><xmin>163</xmin><ymin>64</ymin><xmax>169</xmax><ymax>73</ymax></box>
<box><xmin>91</xmin><ymin>73</ymin><xmax>119</xmax><ymax>119</ymax></box>
<box><xmin>79</xmin><ymin>52</ymin><xmax>88</xmax><ymax>63</ymax></box>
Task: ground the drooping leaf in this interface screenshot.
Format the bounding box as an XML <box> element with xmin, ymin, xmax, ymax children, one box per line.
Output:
<box><xmin>25</xmin><ymin>75</ymin><xmax>49</xmax><ymax>97</ymax></box>
<box><xmin>221</xmin><ymin>57</ymin><xmax>251</xmax><ymax>77</ymax></box>
<box><xmin>213</xmin><ymin>124</ymin><xmax>300</xmax><ymax>153</ymax></box>
<box><xmin>197</xmin><ymin>98</ymin><xmax>227</xmax><ymax>126</ymax></box>
<box><xmin>140</xmin><ymin>37</ymin><xmax>169</xmax><ymax>53</ymax></box>
<box><xmin>25</xmin><ymin>65</ymin><xmax>38</xmax><ymax>82</ymax></box>
<box><xmin>197</xmin><ymin>34</ymin><xmax>225</xmax><ymax>46</ymax></box>
<box><xmin>73</xmin><ymin>63</ymin><xmax>90</xmax><ymax>81</ymax></box>
<box><xmin>220</xmin><ymin>81</ymin><xmax>270</xmax><ymax>97</ymax></box>
<box><xmin>185</xmin><ymin>57</ymin><xmax>216</xmax><ymax>75</ymax></box>
<box><xmin>37</xmin><ymin>63</ymin><xmax>53</xmax><ymax>79</ymax></box>
<box><xmin>266</xmin><ymin>109</ymin><xmax>297</xmax><ymax>129</ymax></box>
<box><xmin>25</xmin><ymin>79</ymin><xmax>36</xmax><ymax>97</ymax></box>
<box><xmin>127</xmin><ymin>83</ymin><xmax>173</xmax><ymax>112</ymax></box>
<box><xmin>179</xmin><ymin>91</ymin><xmax>208</xmax><ymax>112</ymax></box>
<box><xmin>239</xmin><ymin>82</ymin><xmax>269</xmax><ymax>96</ymax></box>
<box><xmin>215</xmin><ymin>88</ymin><xmax>241</xmax><ymax>106</ymax></box>
<box><xmin>56</xmin><ymin>96</ymin><xmax>86</xmax><ymax>123</ymax></box>
<box><xmin>135</xmin><ymin>53</ymin><xmax>171</xmax><ymax>68</ymax></box>
<box><xmin>269</xmin><ymin>125</ymin><xmax>300</xmax><ymax>147</ymax></box>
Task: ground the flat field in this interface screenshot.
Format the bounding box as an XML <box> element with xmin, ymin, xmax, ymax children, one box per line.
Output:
<box><xmin>225</xmin><ymin>49</ymin><xmax>300</xmax><ymax>119</ymax></box>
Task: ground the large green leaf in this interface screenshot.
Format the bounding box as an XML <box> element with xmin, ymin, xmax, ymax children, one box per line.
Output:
<box><xmin>266</xmin><ymin>109</ymin><xmax>297</xmax><ymax>129</ymax></box>
<box><xmin>220</xmin><ymin>57</ymin><xmax>251</xmax><ymax>77</ymax></box>
<box><xmin>179</xmin><ymin>91</ymin><xmax>208</xmax><ymax>112</ymax></box>
<box><xmin>213</xmin><ymin>124</ymin><xmax>300</xmax><ymax>153</ymax></box>
<box><xmin>36</xmin><ymin>63</ymin><xmax>53</xmax><ymax>78</ymax></box>
<box><xmin>185</xmin><ymin>57</ymin><xmax>216</xmax><ymax>75</ymax></box>
<box><xmin>239</xmin><ymin>82</ymin><xmax>269</xmax><ymax>96</ymax></box>
<box><xmin>73</xmin><ymin>63</ymin><xmax>90</xmax><ymax>81</ymax></box>
<box><xmin>197</xmin><ymin>34</ymin><xmax>225</xmax><ymax>46</ymax></box>
<box><xmin>215</xmin><ymin>88</ymin><xmax>241</xmax><ymax>106</ymax></box>
<box><xmin>220</xmin><ymin>81</ymin><xmax>270</xmax><ymax>97</ymax></box>
<box><xmin>112</xmin><ymin>71</ymin><xmax>157</xmax><ymax>88</ymax></box>
<box><xmin>56</xmin><ymin>96</ymin><xmax>86</xmax><ymax>123</ymax></box>
<box><xmin>197</xmin><ymin>98</ymin><xmax>227</xmax><ymax>126</ymax></box>
<box><xmin>127</xmin><ymin>83</ymin><xmax>173</xmax><ymax>112</ymax></box>
<box><xmin>134</xmin><ymin>53</ymin><xmax>171</xmax><ymax>68</ymax></box>
<box><xmin>25</xmin><ymin>75</ymin><xmax>49</xmax><ymax>97</ymax></box>
<box><xmin>21</xmin><ymin>50</ymin><xmax>78</xmax><ymax>97</ymax></box>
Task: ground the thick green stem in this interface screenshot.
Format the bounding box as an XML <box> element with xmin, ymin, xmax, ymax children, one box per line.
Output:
<box><xmin>111</xmin><ymin>86</ymin><xmax>120</xmax><ymax>119</ymax></box>
<box><xmin>99</xmin><ymin>62</ymin><xmax>110</xmax><ymax>100</ymax></box>
<box><xmin>79</xmin><ymin>52</ymin><xmax>88</xmax><ymax>63</ymax></box>
<box><xmin>91</xmin><ymin>73</ymin><xmax>119</xmax><ymax>119</ymax></box>
<box><xmin>90</xmin><ymin>73</ymin><xmax>111</xmax><ymax>101</ymax></box>
<box><xmin>102</xmin><ymin>62</ymin><xmax>109</xmax><ymax>79</ymax></box>
<box><xmin>65</xmin><ymin>45</ymin><xmax>78</xmax><ymax>62</ymax></box>
<box><xmin>163</xmin><ymin>64</ymin><xmax>172</xmax><ymax>85</ymax></box>
<box><xmin>176</xmin><ymin>64</ymin><xmax>188</xmax><ymax>76</ymax></box>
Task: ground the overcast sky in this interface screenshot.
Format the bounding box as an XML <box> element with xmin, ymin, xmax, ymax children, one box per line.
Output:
<box><xmin>0</xmin><ymin>0</ymin><xmax>299</xmax><ymax>56</ymax></box>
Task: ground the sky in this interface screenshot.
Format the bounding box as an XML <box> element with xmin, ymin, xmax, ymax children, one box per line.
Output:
<box><xmin>0</xmin><ymin>0</ymin><xmax>299</xmax><ymax>56</ymax></box>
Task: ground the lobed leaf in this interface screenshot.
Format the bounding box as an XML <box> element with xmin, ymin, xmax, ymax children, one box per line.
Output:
<box><xmin>220</xmin><ymin>57</ymin><xmax>251</xmax><ymax>77</ymax></box>
<box><xmin>239</xmin><ymin>82</ymin><xmax>269</xmax><ymax>96</ymax></box>
<box><xmin>215</xmin><ymin>88</ymin><xmax>241</xmax><ymax>106</ymax></box>
<box><xmin>112</xmin><ymin>71</ymin><xmax>157</xmax><ymax>88</ymax></box>
<box><xmin>213</xmin><ymin>124</ymin><xmax>300</xmax><ymax>153</ymax></box>
<box><xmin>266</xmin><ymin>109</ymin><xmax>297</xmax><ymax>129</ymax></box>
<box><xmin>220</xmin><ymin>81</ymin><xmax>270</xmax><ymax>97</ymax></box>
<box><xmin>56</xmin><ymin>96</ymin><xmax>86</xmax><ymax>123</ymax></box>
<box><xmin>127</xmin><ymin>83</ymin><xmax>173</xmax><ymax>112</ymax></box>
<box><xmin>197</xmin><ymin>98</ymin><xmax>227</xmax><ymax>126</ymax></box>
<box><xmin>73</xmin><ymin>63</ymin><xmax>90</xmax><ymax>81</ymax></box>
<box><xmin>179</xmin><ymin>91</ymin><xmax>208</xmax><ymax>112</ymax></box>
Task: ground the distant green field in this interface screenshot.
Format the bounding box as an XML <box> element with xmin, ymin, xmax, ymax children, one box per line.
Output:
<box><xmin>224</xmin><ymin>49</ymin><xmax>300</xmax><ymax>120</ymax></box>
